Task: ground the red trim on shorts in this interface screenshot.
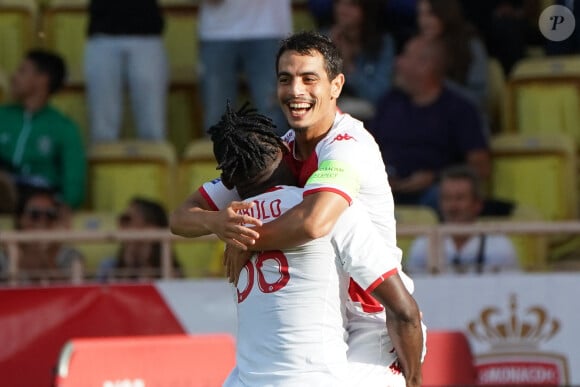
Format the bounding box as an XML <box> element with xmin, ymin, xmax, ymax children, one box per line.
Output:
<box><xmin>303</xmin><ymin>187</ymin><xmax>352</xmax><ymax>205</ymax></box>
<box><xmin>366</xmin><ymin>268</ymin><xmax>399</xmax><ymax>293</ymax></box>
<box><xmin>198</xmin><ymin>186</ymin><xmax>219</xmax><ymax>211</ymax></box>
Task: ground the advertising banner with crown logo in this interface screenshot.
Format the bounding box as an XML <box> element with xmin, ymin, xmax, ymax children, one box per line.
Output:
<box><xmin>414</xmin><ymin>273</ymin><xmax>579</xmax><ymax>385</ymax></box>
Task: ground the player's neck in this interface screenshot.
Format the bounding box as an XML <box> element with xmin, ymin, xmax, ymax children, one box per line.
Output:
<box><xmin>293</xmin><ymin>112</ymin><xmax>336</xmax><ymax>160</ymax></box>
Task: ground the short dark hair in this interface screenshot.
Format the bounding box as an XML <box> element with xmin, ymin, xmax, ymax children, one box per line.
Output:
<box><xmin>208</xmin><ymin>102</ymin><xmax>286</xmax><ymax>190</ymax></box>
<box><xmin>26</xmin><ymin>49</ymin><xmax>67</xmax><ymax>94</ymax></box>
<box><xmin>130</xmin><ymin>197</ymin><xmax>168</xmax><ymax>227</ymax></box>
<box><xmin>440</xmin><ymin>165</ymin><xmax>483</xmax><ymax>200</ymax></box>
<box><xmin>276</xmin><ymin>31</ymin><xmax>343</xmax><ymax>80</ymax></box>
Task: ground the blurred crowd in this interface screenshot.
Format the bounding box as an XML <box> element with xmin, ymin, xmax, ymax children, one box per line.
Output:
<box><xmin>1</xmin><ymin>0</ymin><xmax>578</xmax><ymax>282</ymax></box>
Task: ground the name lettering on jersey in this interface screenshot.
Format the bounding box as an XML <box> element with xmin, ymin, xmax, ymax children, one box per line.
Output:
<box><xmin>329</xmin><ymin>133</ymin><xmax>356</xmax><ymax>144</ymax></box>
<box><xmin>210</xmin><ymin>178</ymin><xmax>221</xmax><ymax>185</ymax></box>
<box><xmin>238</xmin><ymin>199</ymin><xmax>282</xmax><ymax>220</ymax></box>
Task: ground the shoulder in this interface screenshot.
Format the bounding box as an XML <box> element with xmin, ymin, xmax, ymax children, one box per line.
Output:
<box><xmin>323</xmin><ymin>113</ymin><xmax>374</xmax><ymax>145</ymax></box>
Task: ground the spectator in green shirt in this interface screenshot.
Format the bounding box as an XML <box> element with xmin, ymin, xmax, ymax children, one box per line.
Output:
<box><xmin>0</xmin><ymin>50</ymin><xmax>86</xmax><ymax>209</ymax></box>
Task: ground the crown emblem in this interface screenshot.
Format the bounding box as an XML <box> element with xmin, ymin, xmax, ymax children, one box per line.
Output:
<box><xmin>468</xmin><ymin>294</ymin><xmax>560</xmax><ymax>351</ymax></box>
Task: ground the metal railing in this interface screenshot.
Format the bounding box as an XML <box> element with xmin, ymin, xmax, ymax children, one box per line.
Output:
<box><xmin>2</xmin><ymin>221</ymin><xmax>580</xmax><ymax>285</ymax></box>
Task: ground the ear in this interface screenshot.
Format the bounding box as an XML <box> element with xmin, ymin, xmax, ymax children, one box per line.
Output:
<box><xmin>330</xmin><ymin>73</ymin><xmax>345</xmax><ymax>99</ymax></box>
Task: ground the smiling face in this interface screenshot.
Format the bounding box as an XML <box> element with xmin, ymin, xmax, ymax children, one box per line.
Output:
<box><xmin>277</xmin><ymin>50</ymin><xmax>344</xmax><ymax>137</ymax></box>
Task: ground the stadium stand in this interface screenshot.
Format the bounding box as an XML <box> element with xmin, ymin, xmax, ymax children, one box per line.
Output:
<box><xmin>71</xmin><ymin>211</ymin><xmax>118</xmax><ymax>276</ymax></box>
<box><xmin>486</xmin><ymin>57</ymin><xmax>507</xmax><ymax>133</ymax></box>
<box><xmin>480</xmin><ymin>204</ymin><xmax>549</xmax><ymax>271</ymax></box>
<box><xmin>491</xmin><ymin>134</ymin><xmax>578</xmax><ymax>221</ymax></box>
<box><xmin>421</xmin><ymin>330</ymin><xmax>478</xmax><ymax>385</ymax></box>
<box><xmin>88</xmin><ymin>140</ymin><xmax>177</xmax><ymax>213</ymax></box>
<box><xmin>0</xmin><ymin>0</ymin><xmax>36</xmax><ymax>75</ymax></box>
<box><xmin>55</xmin><ymin>334</ymin><xmax>236</xmax><ymax>386</ymax></box>
<box><xmin>41</xmin><ymin>0</ymin><xmax>88</xmax><ymax>83</ymax></box>
<box><xmin>506</xmin><ymin>55</ymin><xmax>580</xmax><ymax>144</ymax></box>
<box><xmin>395</xmin><ymin>205</ymin><xmax>438</xmax><ymax>265</ymax></box>
<box><xmin>0</xmin><ymin>66</ymin><xmax>8</xmax><ymax>103</ymax></box>
<box><xmin>174</xmin><ymin>138</ymin><xmax>225</xmax><ymax>278</ymax></box>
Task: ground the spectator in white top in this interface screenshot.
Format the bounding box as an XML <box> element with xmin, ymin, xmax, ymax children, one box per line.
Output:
<box><xmin>198</xmin><ymin>0</ymin><xmax>291</xmax><ymax>135</ymax></box>
<box><xmin>406</xmin><ymin>165</ymin><xmax>519</xmax><ymax>275</ymax></box>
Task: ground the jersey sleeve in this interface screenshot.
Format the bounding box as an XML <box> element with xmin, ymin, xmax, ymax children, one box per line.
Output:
<box><xmin>331</xmin><ymin>201</ymin><xmax>402</xmax><ymax>292</ymax></box>
<box><xmin>303</xmin><ymin>128</ymin><xmax>371</xmax><ymax>204</ymax></box>
<box><xmin>198</xmin><ymin>178</ymin><xmax>241</xmax><ymax>211</ymax></box>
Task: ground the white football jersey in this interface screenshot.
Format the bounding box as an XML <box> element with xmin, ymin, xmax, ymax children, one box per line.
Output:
<box><xmin>223</xmin><ymin>186</ymin><xmax>402</xmax><ymax>387</ymax></box>
<box><xmin>200</xmin><ymin>112</ymin><xmax>415</xmax><ymax>368</ymax></box>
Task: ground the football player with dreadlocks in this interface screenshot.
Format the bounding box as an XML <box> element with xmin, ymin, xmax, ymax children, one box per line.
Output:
<box><xmin>171</xmin><ymin>31</ymin><xmax>425</xmax><ymax>386</ymax></box>
<box><xmin>208</xmin><ymin>103</ymin><xmax>422</xmax><ymax>387</ymax></box>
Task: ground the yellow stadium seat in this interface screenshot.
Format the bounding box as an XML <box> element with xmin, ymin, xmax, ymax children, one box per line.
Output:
<box><xmin>479</xmin><ymin>205</ymin><xmax>548</xmax><ymax>271</ymax></box>
<box><xmin>176</xmin><ymin>138</ymin><xmax>218</xmax><ymax>203</ymax></box>
<box><xmin>174</xmin><ymin>138</ymin><xmax>225</xmax><ymax>278</ymax></box>
<box><xmin>162</xmin><ymin>4</ymin><xmax>199</xmax><ymax>83</ymax></box>
<box><xmin>0</xmin><ymin>0</ymin><xmax>36</xmax><ymax>74</ymax></box>
<box><xmin>71</xmin><ymin>211</ymin><xmax>118</xmax><ymax>275</ymax></box>
<box><xmin>0</xmin><ymin>67</ymin><xmax>9</xmax><ymax>103</ymax></box>
<box><xmin>292</xmin><ymin>1</ymin><xmax>317</xmax><ymax>32</ymax></box>
<box><xmin>50</xmin><ymin>84</ymin><xmax>89</xmax><ymax>143</ymax></box>
<box><xmin>486</xmin><ymin>58</ymin><xmax>507</xmax><ymax>133</ymax></box>
<box><xmin>174</xmin><ymin>238</ymin><xmax>225</xmax><ymax>278</ymax></box>
<box><xmin>506</xmin><ymin>55</ymin><xmax>580</xmax><ymax>143</ymax></box>
<box><xmin>168</xmin><ymin>84</ymin><xmax>203</xmax><ymax>154</ymax></box>
<box><xmin>89</xmin><ymin>141</ymin><xmax>177</xmax><ymax>213</ymax></box>
<box><xmin>394</xmin><ymin>205</ymin><xmax>438</xmax><ymax>265</ymax></box>
<box><xmin>41</xmin><ymin>0</ymin><xmax>88</xmax><ymax>83</ymax></box>
<box><xmin>0</xmin><ymin>214</ymin><xmax>13</xmax><ymax>230</ymax></box>
<box><xmin>491</xmin><ymin>134</ymin><xmax>577</xmax><ymax>220</ymax></box>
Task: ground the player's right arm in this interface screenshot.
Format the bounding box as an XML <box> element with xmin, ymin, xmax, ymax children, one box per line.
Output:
<box><xmin>333</xmin><ymin>204</ymin><xmax>422</xmax><ymax>385</ymax></box>
<box><xmin>373</xmin><ymin>277</ymin><xmax>423</xmax><ymax>387</ymax></box>
<box><xmin>170</xmin><ymin>186</ymin><xmax>262</xmax><ymax>249</ymax></box>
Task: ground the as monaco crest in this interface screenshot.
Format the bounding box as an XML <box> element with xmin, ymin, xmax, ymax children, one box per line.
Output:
<box><xmin>468</xmin><ymin>294</ymin><xmax>569</xmax><ymax>385</ymax></box>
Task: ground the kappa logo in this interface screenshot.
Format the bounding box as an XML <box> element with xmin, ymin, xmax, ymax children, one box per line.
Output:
<box><xmin>468</xmin><ymin>294</ymin><xmax>569</xmax><ymax>385</ymax></box>
<box><xmin>329</xmin><ymin>133</ymin><xmax>356</xmax><ymax>144</ymax></box>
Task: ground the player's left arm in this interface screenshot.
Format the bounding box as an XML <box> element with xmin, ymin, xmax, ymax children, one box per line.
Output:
<box><xmin>372</xmin><ymin>276</ymin><xmax>423</xmax><ymax>387</ymax></box>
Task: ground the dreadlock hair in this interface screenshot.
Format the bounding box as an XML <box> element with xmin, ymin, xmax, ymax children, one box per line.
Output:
<box><xmin>208</xmin><ymin>102</ymin><xmax>287</xmax><ymax>190</ymax></box>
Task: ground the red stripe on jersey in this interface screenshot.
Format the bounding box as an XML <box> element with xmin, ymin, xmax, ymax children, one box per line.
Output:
<box><xmin>198</xmin><ymin>186</ymin><xmax>219</xmax><ymax>211</ymax></box>
<box><xmin>303</xmin><ymin>187</ymin><xmax>353</xmax><ymax>205</ymax></box>
<box><xmin>299</xmin><ymin>151</ymin><xmax>319</xmax><ymax>187</ymax></box>
<box><xmin>284</xmin><ymin>139</ymin><xmax>319</xmax><ymax>187</ymax></box>
<box><xmin>264</xmin><ymin>186</ymin><xmax>284</xmax><ymax>193</ymax></box>
<box><xmin>283</xmin><ymin>141</ymin><xmax>302</xmax><ymax>180</ymax></box>
<box><xmin>366</xmin><ymin>268</ymin><xmax>399</xmax><ymax>293</ymax></box>
<box><xmin>348</xmin><ymin>279</ymin><xmax>384</xmax><ymax>313</ymax></box>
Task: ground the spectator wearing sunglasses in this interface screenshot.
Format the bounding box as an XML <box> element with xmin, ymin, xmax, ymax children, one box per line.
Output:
<box><xmin>0</xmin><ymin>187</ymin><xmax>84</xmax><ymax>284</ymax></box>
<box><xmin>97</xmin><ymin>197</ymin><xmax>182</xmax><ymax>282</ymax></box>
